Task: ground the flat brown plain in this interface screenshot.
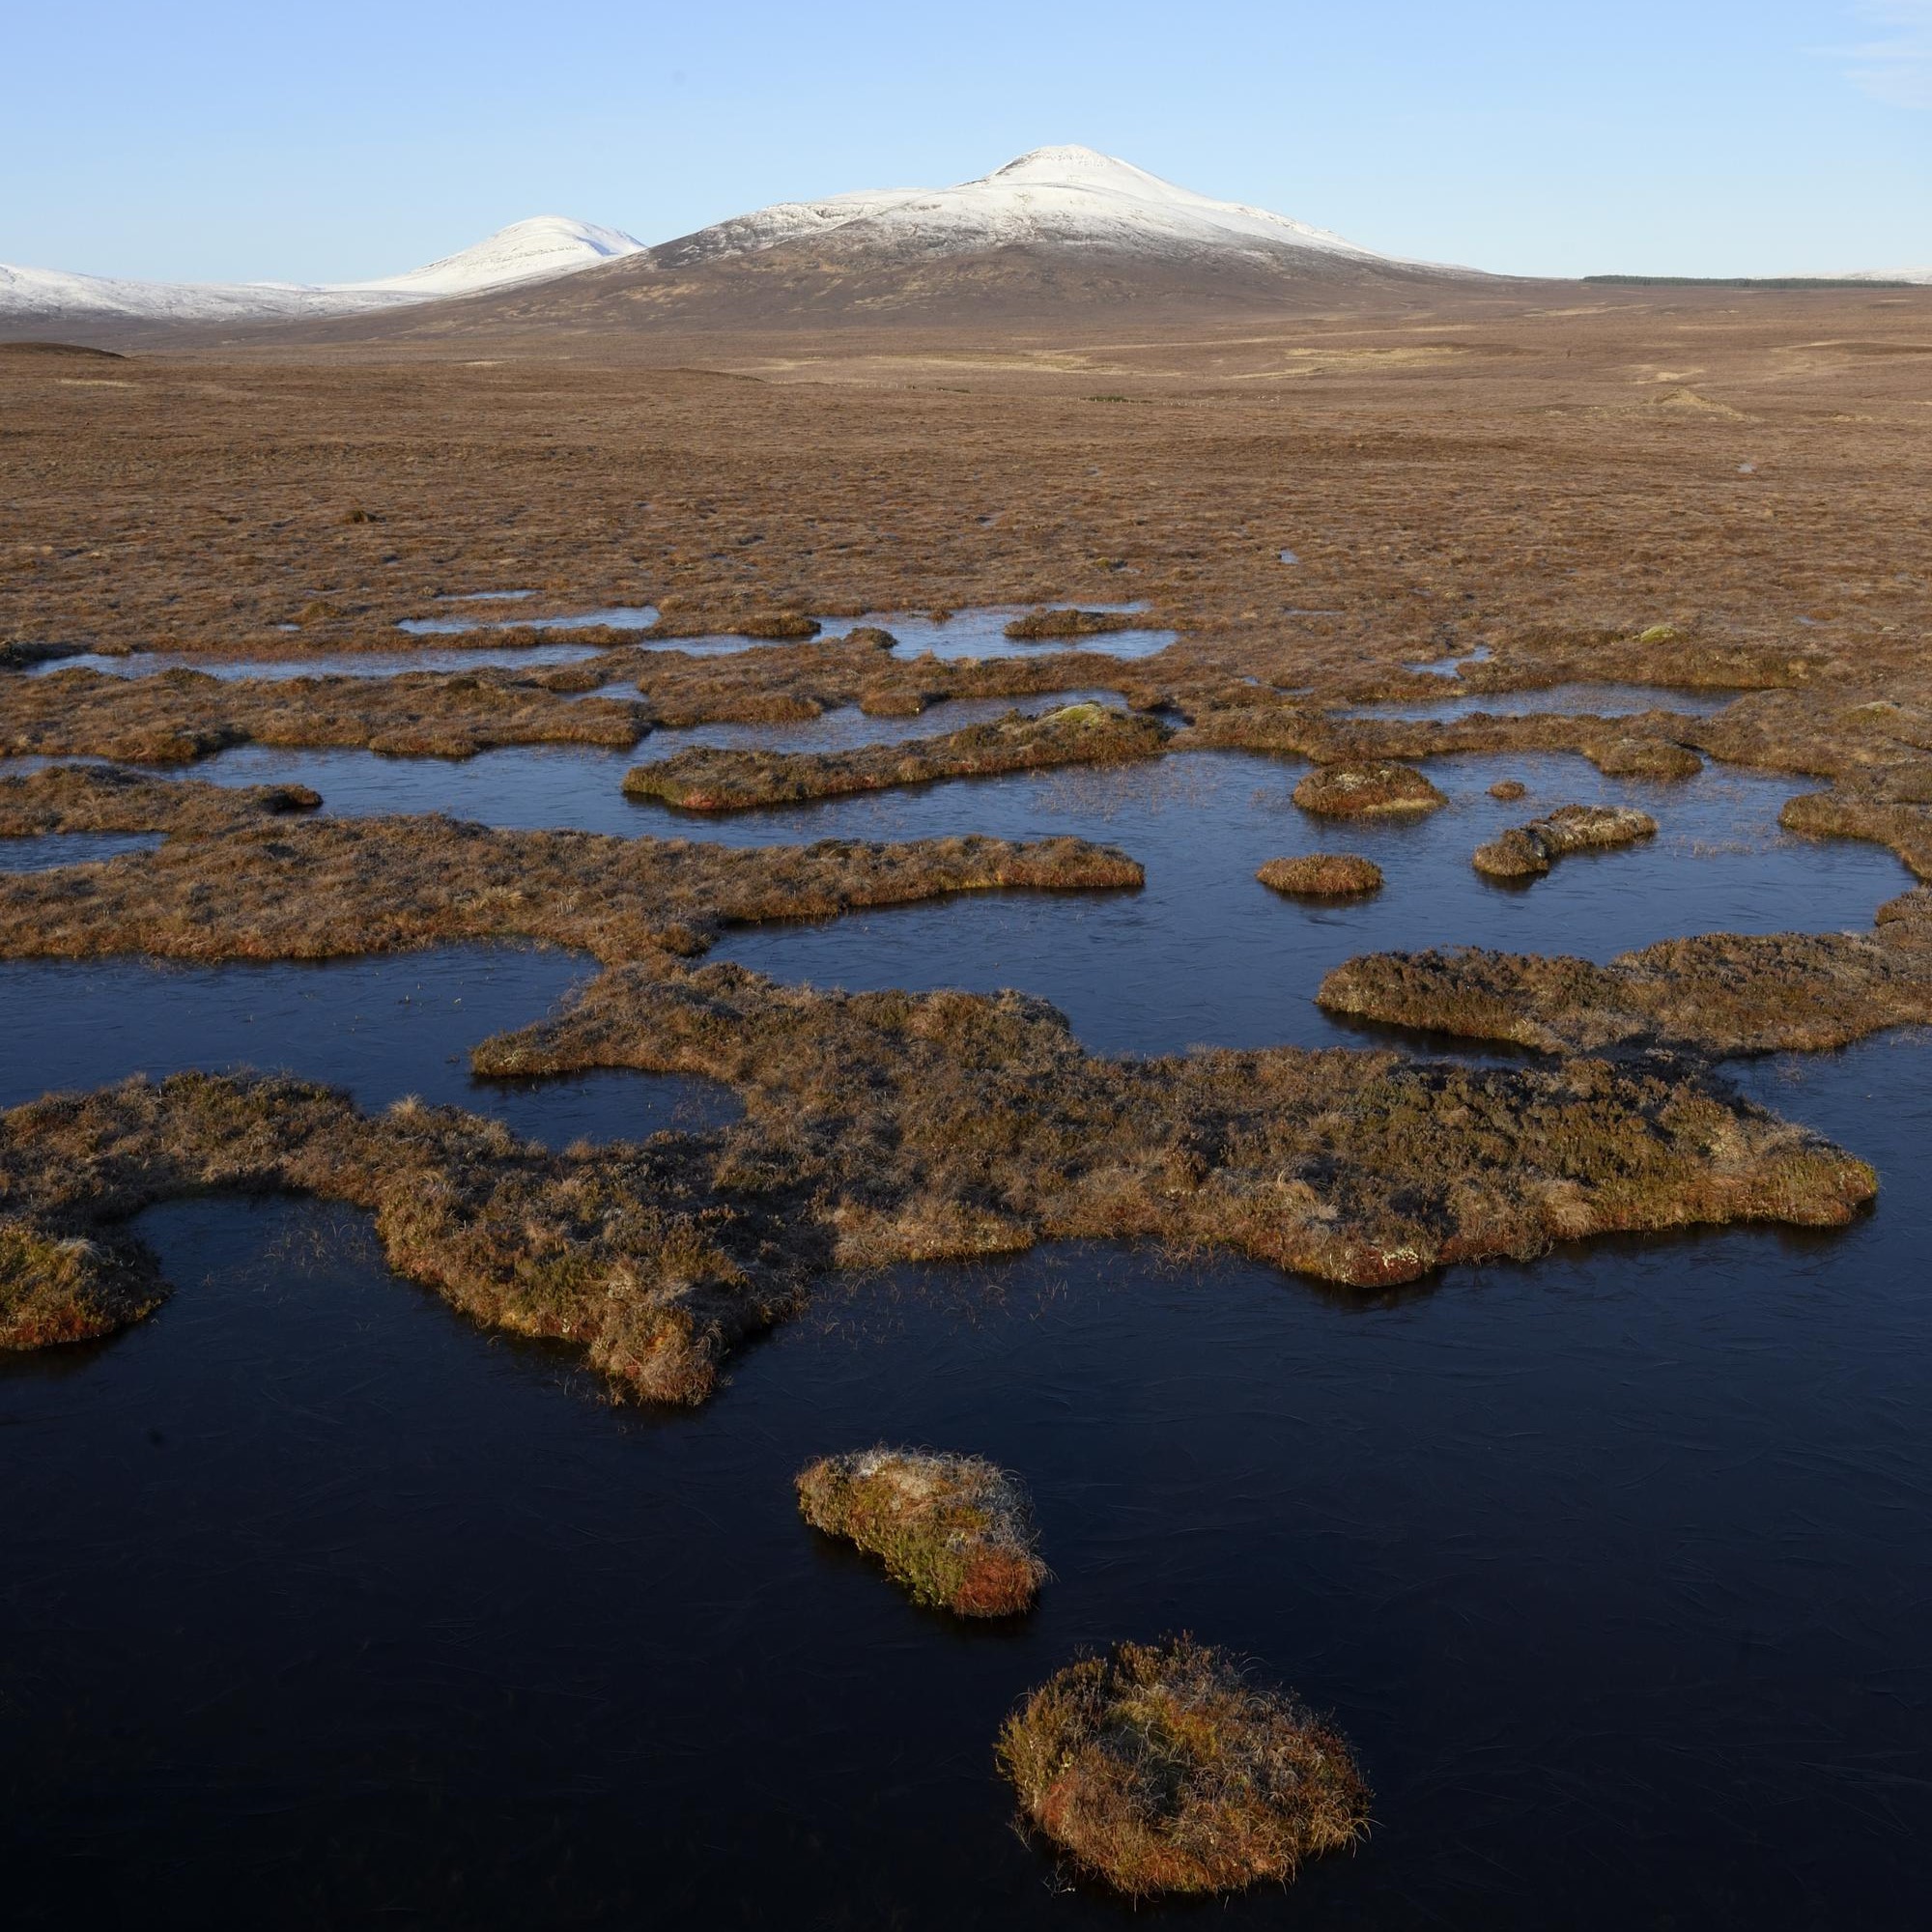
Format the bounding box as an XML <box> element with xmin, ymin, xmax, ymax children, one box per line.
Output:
<box><xmin>2</xmin><ymin>285</ymin><xmax>1925</xmax><ymax>715</ymax></box>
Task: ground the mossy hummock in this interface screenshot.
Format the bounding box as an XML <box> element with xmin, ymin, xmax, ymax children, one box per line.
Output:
<box><xmin>796</xmin><ymin>1447</ymin><xmax>1046</xmax><ymax>1615</ymax></box>
<box><xmin>998</xmin><ymin>1635</ymin><xmax>1371</xmax><ymax>1897</ymax></box>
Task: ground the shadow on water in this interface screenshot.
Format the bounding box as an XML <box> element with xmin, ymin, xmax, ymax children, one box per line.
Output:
<box><xmin>4</xmin><ymin>1031</ymin><xmax>1929</xmax><ymax>1926</ymax></box>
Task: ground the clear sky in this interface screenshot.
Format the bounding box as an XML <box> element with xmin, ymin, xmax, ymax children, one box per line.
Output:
<box><xmin>6</xmin><ymin>1</ymin><xmax>1928</xmax><ymax>283</ymax></box>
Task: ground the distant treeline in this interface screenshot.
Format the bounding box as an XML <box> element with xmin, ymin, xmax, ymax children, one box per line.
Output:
<box><xmin>1583</xmin><ymin>274</ymin><xmax>1915</xmax><ymax>290</ymax></box>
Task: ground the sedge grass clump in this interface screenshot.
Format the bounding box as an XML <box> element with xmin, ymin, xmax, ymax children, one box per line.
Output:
<box><xmin>796</xmin><ymin>1447</ymin><xmax>1047</xmax><ymax>1616</ymax></box>
<box><xmin>1293</xmin><ymin>760</ymin><xmax>1446</xmax><ymax>818</ymax></box>
<box><xmin>0</xmin><ymin>1218</ymin><xmax>163</xmax><ymax>1349</ymax></box>
<box><xmin>1256</xmin><ymin>853</ymin><xmax>1382</xmax><ymax>897</ymax></box>
<box><xmin>1473</xmin><ymin>803</ymin><xmax>1656</xmax><ymax>880</ymax></box>
<box><xmin>997</xmin><ymin>1635</ymin><xmax>1370</xmax><ymax>1898</ymax></box>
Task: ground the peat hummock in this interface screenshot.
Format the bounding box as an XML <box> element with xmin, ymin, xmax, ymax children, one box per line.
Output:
<box><xmin>796</xmin><ymin>1447</ymin><xmax>1047</xmax><ymax>1616</ymax></box>
<box><xmin>998</xmin><ymin>1635</ymin><xmax>1371</xmax><ymax>1897</ymax></box>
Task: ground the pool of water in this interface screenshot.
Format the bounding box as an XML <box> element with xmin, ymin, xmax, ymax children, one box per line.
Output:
<box><xmin>0</xmin><ymin>948</ymin><xmax>739</xmax><ymax>1142</ymax></box>
<box><xmin>26</xmin><ymin>643</ymin><xmax>609</xmax><ymax>681</ymax></box>
<box><xmin>51</xmin><ymin>743</ymin><xmax>1907</xmax><ymax>1059</ymax></box>
<box><xmin>0</xmin><ymin>830</ymin><xmax>162</xmax><ymax>871</ymax></box>
<box><xmin>398</xmin><ymin>603</ymin><xmax>661</xmax><ymax>637</ymax></box>
<box><xmin>1343</xmin><ymin>681</ymin><xmax>1738</xmax><ymax>723</ymax></box>
<box><xmin>4</xmin><ymin>1032</ymin><xmax>1927</xmax><ymax>1927</ymax></box>
<box><xmin>828</xmin><ymin>605</ymin><xmax>1179</xmax><ymax>661</ymax></box>
<box><xmin>4</xmin><ymin>728</ymin><xmax>1928</xmax><ymax>1926</ymax></box>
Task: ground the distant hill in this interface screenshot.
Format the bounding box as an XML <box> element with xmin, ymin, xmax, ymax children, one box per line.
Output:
<box><xmin>0</xmin><ymin>216</ymin><xmax>644</xmax><ymax>332</ymax></box>
<box><xmin>296</xmin><ymin>147</ymin><xmax>1488</xmax><ymax>341</ymax></box>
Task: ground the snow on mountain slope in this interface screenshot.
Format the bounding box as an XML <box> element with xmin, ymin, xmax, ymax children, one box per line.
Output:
<box><xmin>0</xmin><ymin>216</ymin><xmax>644</xmax><ymax>326</ymax></box>
<box><xmin>342</xmin><ymin>216</ymin><xmax>644</xmax><ymax>296</ymax></box>
<box><xmin>661</xmin><ymin>146</ymin><xmax>1403</xmax><ymax>270</ymax></box>
<box><xmin>1837</xmin><ymin>266</ymin><xmax>1932</xmax><ymax>285</ymax></box>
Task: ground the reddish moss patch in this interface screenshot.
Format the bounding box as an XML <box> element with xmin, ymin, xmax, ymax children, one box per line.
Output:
<box><xmin>796</xmin><ymin>1447</ymin><xmax>1046</xmax><ymax>1616</ymax></box>
<box><xmin>997</xmin><ymin>1635</ymin><xmax>1370</xmax><ymax>1897</ymax></box>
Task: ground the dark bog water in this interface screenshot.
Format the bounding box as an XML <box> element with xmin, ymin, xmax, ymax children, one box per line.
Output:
<box><xmin>0</xmin><ymin>949</ymin><xmax>738</xmax><ymax>1142</ymax></box>
<box><xmin>5</xmin><ymin>1035</ymin><xmax>1928</xmax><ymax>1928</ymax></box>
<box><xmin>32</xmin><ymin>743</ymin><xmax>1910</xmax><ymax>1058</ymax></box>
<box><xmin>0</xmin><ymin>830</ymin><xmax>160</xmax><ymax>871</ymax></box>
<box><xmin>3</xmin><ymin>731</ymin><xmax>1928</xmax><ymax>1926</ymax></box>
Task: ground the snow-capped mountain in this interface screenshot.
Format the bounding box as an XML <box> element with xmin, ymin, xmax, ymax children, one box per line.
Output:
<box><xmin>1838</xmin><ymin>266</ymin><xmax>1932</xmax><ymax>285</ymax></box>
<box><xmin>660</xmin><ymin>146</ymin><xmax>1406</xmax><ymax>271</ymax></box>
<box><xmin>0</xmin><ymin>216</ymin><xmax>643</xmax><ymax>327</ymax></box>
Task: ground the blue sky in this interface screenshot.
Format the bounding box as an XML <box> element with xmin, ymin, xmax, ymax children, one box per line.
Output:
<box><xmin>6</xmin><ymin>1</ymin><xmax>1928</xmax><ymax>282</ymax></box>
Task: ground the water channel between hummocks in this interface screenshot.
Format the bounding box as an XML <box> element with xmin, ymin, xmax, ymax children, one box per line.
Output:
<box><xmin>81</xmin><ymin>733</ymin><xmax>1916</xmax><ymax>1058</ymax></box>
<box><xmin>3</xmin><ymin>724</ymin><xmax>1927</xmax><ymax>1926</ymax></box>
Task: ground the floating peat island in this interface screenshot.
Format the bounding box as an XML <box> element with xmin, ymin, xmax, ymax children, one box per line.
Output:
<box><xmin>1293</xmin><ymin>759</ymin><xmax>1448</xmax><ymax>817</ymax></box>
<box><xmin>1472</xmin><ymin>803</ymin><xmax>1658</xmax><ymax>880</ymax></box>
<box><xmin>999</xmin><ymin>1635</ymin><xmax>1372</xmax><ymax>1897</ymax></box>
<box><xmin>796</xmin><ymin>1447</ymin><xmax>1047</xmax><ymax>1616</ymax></box>
<box><xmin>1257</xmin><ymin>852</ymin><xmax>1384</xmax><ymax>896</ymax></box>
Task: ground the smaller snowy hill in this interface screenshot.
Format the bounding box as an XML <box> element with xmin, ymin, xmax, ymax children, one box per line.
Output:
<box><xmin>1838</xmin><ymin>266</ymin><xmax>1932</xmax><ymax>285</ymax></box>
<box><xmin>0</xmin><ymin>216</ymin><xmax>644</xmax><ymax>327</ymax></box>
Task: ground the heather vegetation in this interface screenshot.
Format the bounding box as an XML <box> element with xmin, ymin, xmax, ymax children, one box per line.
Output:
<box><xmin>796</xmin><ymin>1448</ymin><xmax>1047</xmax><ymax>1616</ymax></box>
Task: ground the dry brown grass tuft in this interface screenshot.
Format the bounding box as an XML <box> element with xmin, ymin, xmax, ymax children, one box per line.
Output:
<box><xmin>623</xmin><ymin>702</ymin><xmax>1171</xmax><ymax>811</ymax></box>
<box><xmin>1318</xmin><ymin>923</ymin><xmax>1932</xmax><ymax>1056</ymax></box>
<box><xmin>0</xmin><ymin>762</ymin><xmax>320</xmax><ymax>837</ymax></box>
<box><xmin>1256</xmin><ymin>853</ymin><xmax>1383</xmax><ymax>897</ymax></box>
<box><xmin>1003</xmin><ymin>608</ymin><xmax>1143</xmax><ymax>641</ymax></box>
<box><xmin>1472</xmin><ymin>804</ymin><xmax>1656</xmax><ymax>880</ymax></box>
<box><xmin>1590</xmin><ymin>737</ymin><xmax>1703</xmax><ymax>781</ymax></box>
<box><xmin>1489</xmin><ymin>779</ymin><xmax>1528</xmax><ymax>801</ymax></box>
<box><xmin>1293</xmin><ymin>760</ymin><xmax>1446</xmax><ymax>817</ymax></box>
<box><xmin>997</xmin><ymin>1635</ymin><xmax>1370</xmax><ymax>1897</ymax></box>
<box><xmin>796</xmin><ymin>1447</ymin><xmax>1046</xmax><ymax>1616</ymax></box>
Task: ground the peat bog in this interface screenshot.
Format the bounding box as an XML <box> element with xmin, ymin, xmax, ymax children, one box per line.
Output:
<box><xmin>4</xmin><ymin>293</ymin><xmax>1931</xmax><ymax>1924</ymax></box>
